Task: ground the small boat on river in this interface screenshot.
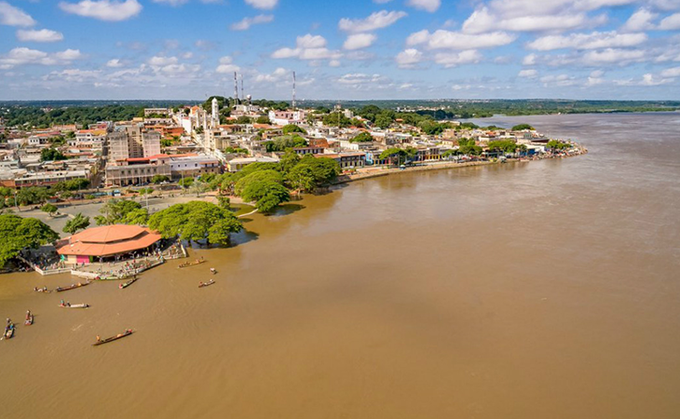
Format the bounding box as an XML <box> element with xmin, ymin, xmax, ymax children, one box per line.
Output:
<box><xmin>25</xmin><ymin>311</ymin><xmax>34</xmax><ymax>326</ymax></box>
<box><xmin>198</xmin><ymin>279</ymin><xmax>215</xmax><ymax>288</ymax></box>
<box><xmin>59</xmin><ymin>302</ymin><xmax>90</xmax><ymax>309</ymax></box>
<box><xmin>55</xmin><ymin>280</ymin><xmax>91</xmax><ymax>293</ymax></box>
<box><xmin>93</xmin><ymin>329</ymin><xmax>133</xmax><ymax>346</ymax></box>
<box><xmin>3</xmin><ymin>323</ymin><xmax>15</xmax><ymax>340</ymax></box>
<box><xmin>119</xmin><ymin>276</ymin><xmax>139</xmax><ymax>289</ymax></box>
<box><xmin>178</xmin><ymin>258</ymin><xmax>205</xmax><ymax>268</ymax></box>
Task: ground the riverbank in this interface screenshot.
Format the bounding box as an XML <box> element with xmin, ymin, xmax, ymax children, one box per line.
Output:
<box><xmin>336</xmin><ymin>145</ymin><xmax>588</xmax><ymax>185</ymax></box>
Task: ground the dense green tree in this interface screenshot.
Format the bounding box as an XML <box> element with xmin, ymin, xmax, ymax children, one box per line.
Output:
<box><xmin>149</xmin><ymin>201</ymin><xmax>242</xmax><ymax>245</ymax></box>
<box><xmin>242</xmin><ymin>181</ymin><xmax>290</xmax><ymax>213</ymax></box>
<box><xmin>487</xmin><ymin>140</ymin><xmax>519</xmax><ymax>153</ymax></box>
<box><xmin>40</xmin><ymin>148</ymin><xmax>67</xmax><ymax>162</ymax></box>
<box><xmin>458</xmin><ymin>138</ymin><xmax>483</xmax><ymax>155</ymax></box>
<box><xmin>235</xmin><ymin>116</ymin><xmax>252</xmax><ymax>124</ymax></box>
<box><xmin>264</xmin><ymin>135</ymin><xmax>307</xmax><ymax>152</ymax></box>
<box><xmin>63</xmin><ymin>213</ymin><xmax>90</xmax><ymax>234</ymax></box>
<box><xmin>0</xmin><ymin>214</ymin><xmax>59</xmax><ymax>267</ymax></box>
<box><xmin>512</xmin><ymin>124</ymin><xmax>535</xmax><ymax>131</ymax></box>
<box><xmin>350</xmin><ymin>132</ymin><xmax>374</xmax><ymax>143</ymax></box>
<box><xmin>285</xmin><ymin>156</ymin><xmax>340</xmax><ymax>192</ymax></box>
<box><xmin>152</xmin><ymin>175</ymin><xmax>170</xmax><ymax>184</ymax></box>
<box><xmin>16</xmin><ymin>187</ymin><xmax>50</xmax><ymax>206</ymax></box>
<box><xmin>234</xmin><ymin>170</ymin><xmax>284</xmax><ymax>196</ymax></box>
<box><xmin>255</xmin><ymin>115</ymin><xmax>271</xmax><ymax>125</ymax></box>
<box><xmin>322</xmin><ymin>112</ymin><xmax>352</xmax><ymax>127</ymax></box>
<box><xmin>547</xmin><ymin>140</ymin><xmax>570</xmax><ymax>150</ymax></box>
<box><xmin>41</xmin><ymin>203</ymin><xmax>58</xmax><ymax>216</ymax></box>
<box><xmin>374</xmin><ymin>113</ymin><xmax>394</xmax><ymax>129</ymax></box>
<box><xmin>94</xmin><ymin>199</ymin><xmax>148</xmax><ymax>225</ymax></box>
<box><xmin>279</xmin><ymin>150</ymin><xmax>301</xmax><ymax>174</ymax></box>
<box><xmin>178</xmin><ymin>177</ymin><xmax>195</xmax><ymax>188</ymax></box>
<box><xmin>282</xmin><ymin>124</ymin><xmax>307</xmax><ymax>135</ymax></box>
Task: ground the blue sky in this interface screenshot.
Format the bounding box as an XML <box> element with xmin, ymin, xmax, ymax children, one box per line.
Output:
<box><xmin>1</xmin><ymin>0</ymin><xmax>680</xmax><ymax>100</ymax></box>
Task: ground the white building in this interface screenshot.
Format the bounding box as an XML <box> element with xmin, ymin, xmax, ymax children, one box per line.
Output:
<box><xmin>268</xmin><ymin>110</ymin><xmax>308</xmax><ymax>126</ymax></box>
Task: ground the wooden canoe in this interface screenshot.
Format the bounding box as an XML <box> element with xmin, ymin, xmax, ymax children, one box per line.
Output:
<box><xmin>178</xmin><ymin>259</ymin><xmax>206</xmax><ymax>268</ymax></box>
<box><xmin>93</xmin><ymin>329</ymin><xmax>133</xmax><ymax>346</ymax></box>
<box><xmin>55</xmin><ymin>281</ymin><xmax>91</xmax><ymax>293</ymax></box>
<box><xmin>119</xmin><ymin>276</ymin><xmax>139</xmax><ymax>289</ymax></box>
<box><xmin>198</xmin><ymin>280</ymin><xmax>215</xmax><ymax>288</ymax></box>
<box><xmin>25</xmin><ymin>315</ymin><xmax>34</xmax><ymax>326</ymax></box>
<box><xmin>59</xmin><ymin>303</ymin><xmax>90</xmax><ymax>309</ymax></box>
<box><xmin>3</xmin><ymin>325</ymin><xmax>15</xmax><ymax>339</ymax></box>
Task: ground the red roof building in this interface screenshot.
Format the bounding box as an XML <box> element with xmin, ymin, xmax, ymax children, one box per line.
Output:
<box><xmin>57</xmin><ymin>225</ymin><xmax>162</xmax><ymax>264</ymax></box>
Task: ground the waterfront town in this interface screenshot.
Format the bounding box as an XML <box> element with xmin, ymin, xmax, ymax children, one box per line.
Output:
<box><xmin>0</xmin><ymin>95</ymin><xmax>585</xmax><ymax>289</ymax></box>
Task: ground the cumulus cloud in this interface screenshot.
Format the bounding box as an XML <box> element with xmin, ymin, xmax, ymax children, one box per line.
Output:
<box><xmin>254</xmin><ymin>67</ymin><xmax>290</xmax><ymax>83</ymax></box>
<box><xmin>230</xmin><ymin>14</ymin><xmax>274</xmax><ymax>31</ymax></box>
<box><xmin>59</xmin><ymin>0</ymin><xmax>142</xmax><ymax>21</ymax></box>
<box><xmin>271</xmin><ymin>34</ymin><xmax>341</xmax><ymax>62</ymax></box>
<box><xmin>518</xmin><ymin>69</ymin><xmax>538</xmax><ymax>78</ymax></box>
<box><xmin>582</xmin><ymin>48</ymin><xmax>647</xmax><ymax>64</ymax></box>
<box><xmin>540</xmin><ymin>73</ymin><xmax>577</xmax><ymax>86</ymax></box>
<box><xmin>661</xmin><ymin>66</ymin><xmax>680</xmax><ymax>77</ymax></box>
<box><xmin>0</xmin><ymin>2</ymin><xmax>36</xmax><ymax>27</ymax></box>
<box><xmin>338</xmin><ymin>10</ymin><xmax>407</xmax><ymax>33</ymax></box>
<box><xmin>343</xmin><ymin>33</ymin><xmax>377</xmax><ymax>50</ymax></box>
<box><xmin>433</xmin><ymin>50</ymin><xmax>482</xmax><ymax>67</ymax></box>
<box><xmin>622</xmin><ymin>8</ymin><xmax>657</xmax><ymax>32</ymax></box>
<box><xmin>396</xmin><ymin>48</ymin><xmax>422</xmax><ymax>68</ymax></box>
<box><xmin>106</xmin><ymin>58</ymin><xmax>123</xmax><ymax>67</ymax></box>
<box><xmin>463</xmin><ymin>6</ymin><xmax>605</xmax><ymax>34</ymax></box>
<box><xmin>148</xmin><ymin>55</ymin><xmax>178</xmax><ymax>66</ymax></box>
<box><xmin>215</xmin><ymin>56</ymin><xmax>240</xmax><ymax>73</ymax></box>
<box><xmin>406</xmin><ymin>29</ymin><xmax>516</xmax><ymax>50</ymax></box>
<box><xmin>659</xmin><ymin>13</ymin><xmax>680</xmax><ymax>30</ymax></box>
<box><xmin>406</xmin><ymin>0</ymin><xmax>440</xmax><ymax>13</ymax></box>
<box><xmin>0</xmin><ymin>47</ymin><xmax>82</xmax><ymax>68</ymax></box>
<box><xmin>527</xmin><ymin>31</ymin><xmax>647</xmax><ymax>51</ymax></box>
<box><xmin>16</xmin><ymin>29</ymin><xmax>64</xmax><ymax>42</ymax></box>
<box><xmin>244</xmin><ymin>0</ymin><xmax>278</xmax><ymax>10</ymax></box>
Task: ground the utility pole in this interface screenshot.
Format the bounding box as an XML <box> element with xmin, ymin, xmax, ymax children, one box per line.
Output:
<box><xmin>233</xmin><ymin>72</ymin><xmax>239</xmax><ymax>105</ymax></box>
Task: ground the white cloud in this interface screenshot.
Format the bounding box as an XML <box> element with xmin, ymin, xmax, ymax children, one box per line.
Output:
<box><xmin>518</xmin><ymin>69</ymin><xmax>538</xmax><ymax>78</ymax></box>
<box><xmin>58</xmin><ymin>0</ymin><xmax>142</xmax><ymax>22</ymax></box>
<box><xmin>0</xmin><ymin>47</ymin><xmax>82</xmax><ymax>68</ymax></box>
<box><xmin>406</xmin><ymin>0</ymin><xmax>440</xmax><ymax>13</ymax></box>
<box><xmin>338</xmin><ymin>73</ymin><xmax>389</xmax><ymax>85</ymax></box>
<box><xmin>433</xmin><ymin>50</ymin><xmax>482</xmax><ymax>67</ymax></box>
<box><xmin>254</xmin><ymin>67</ymin><xmax>289</xmax><ymax>83</ymax></box>
<box><xmin>406</xmin><ymin>29</ymin><xmax>516</xmax><ymax>50</ymax></box>
<box><xmin>527</xmin><ymin>31</ymin><xmax>647</xmax><ymax>51</ymax></box>
<box><xmin>230</xmin><ymin>14</ymin><xmax>274</xmax><ymax>31</ymax></box>
<box><xmin>659</xmin><ymin>13</ymin><xmax>680</xmax><ymax>30</ymax></box>
<box><xmin>396</xmin><ymin>48</ymin><xmax>422</xmax><ymax>68</ymax></box>
<box><xmin>661</xmin><ymin>66</ymin><xmax>680</xmax><ymax>76</ymax></box>
<box><xmin>152</xmin><ymin>0</ymin><xmax>188</xmax><ymax>5</ymax></box>
<box><xmin>622</xmin><ymin>8</ymin><xmax>657</xmax><ymax>32</ymax></box>
<box><xmin>343</xmin><ymin>33</ymin><xmax>377</xmax><ymax>50</ymax></box>
<box><xmin>148</xmin><ymin>55</ymin><xmax>178</xmax><ymax>66</ymax></box>
<box><xmin>297</xmin><ymin>34</ymin><xmax>326</xmax><ymax>48</ymax></box>
<box><xmin>463</xmin><ymin>6</ymin><xmax>604</xmax><ymax>34</ymax></box>
<box><xmin>106</xmin><ymin>58</ymin><xmax>123</xmax><ymax>67</ymax></box>
<box><xmin>373</xmin><ymin>0</ymin><xmax>392</xmax><ymax>3</ymax></box>
<box><xmin>244</xmin><ymin>0</ymin><xmax>278</xmax><ymax>10</ymax></box>
<box><xmin>16</xmin><ymin>29</ymin><xmax>64</xmax><ymax>42</ymax></box>
<box><xmin>338</xmin><ymin>10</ymin><xmax>407</xmax><ymax>33</ymax></box>
<box><xmin>215</xmin><ymin>56</ymin><xmax>240</xmax><ymax>73</ymax></box>
<box><xmin>271</xmin><ymin>34</ymin><xmax>341</xmax><ymax>62</ymax></box>
<box><xmin>523</xmin><ymin>53</ymin><xmax>538</xmax><ymax>65</ymax></box>
<box><xmin>582</xmin><ymin>48</ymin><xmax>646</xmax><ymax>64</ymax></box>
<box><xmin>640</xmin><ymin>73</ymin><xmax>673</xmax><ymax>85</ymax></box>
<box><xmin>0</xmin><ymin>2</ymin><xmax>35</xmax><ymax>27</ymax></box>
<box><xmin>540</xmin><ymin>73</ymin><xmax>577</xmax><ymax>86</ymax></box>
<box><xmin>44</xmin><ymin>68</ymin><xmax>102</xmax><ymax>82</ymax></box>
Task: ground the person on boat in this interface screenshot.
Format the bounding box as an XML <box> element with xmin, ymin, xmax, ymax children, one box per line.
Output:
<box><xmin>66</xmin><ymin>302</ymin><xmax>71</xmax><ymax>307</ymax></box>
<box><xmin>96</xmin><ymin>335</ymin><xmax>101</xmax><ymax>342</ymax></box>
<box><xmin>26</xmin><ymin>310</ymin><xmax>31</xmax><ymax>320</ymax></box>
<box><xmin>199</xmin><ymin>281</ymin><xmax>204</xmax><ymax>287</ymax></box>
<box><xmin>60</xmin><ymin>299</ymin><xmax>65</xmax><ymax>307</ymax></box>
<box><xmin>34</xmin><ymin>286</ymin><xmax>38</xmax><ymax>292</ymax></box>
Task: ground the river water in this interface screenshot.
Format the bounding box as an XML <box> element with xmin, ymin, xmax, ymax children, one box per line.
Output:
<box><xmin>1</xmin><ymin>113</ymin><xmax>679</xmax><ymax>418</ymax></box>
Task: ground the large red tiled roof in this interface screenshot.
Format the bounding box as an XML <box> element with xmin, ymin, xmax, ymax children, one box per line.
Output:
<box><xmin>56</xmin><ymin>225</ymin><xmax>162</xmax><ymax>257</ymax></box>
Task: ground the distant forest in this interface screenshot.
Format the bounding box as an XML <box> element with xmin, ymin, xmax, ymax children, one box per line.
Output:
<box><xmin>1</xmin><ymin>99</ymin><xmax>679</xmax><ymax>129</ymax></box>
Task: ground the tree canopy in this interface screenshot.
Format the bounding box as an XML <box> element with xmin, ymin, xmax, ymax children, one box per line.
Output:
<box><xmin>0</xmin><ymin>214</ymin><xmax>59</xmax><ymax>267</ymax></box>
<box><xmin>282</xmin><ymin>124</ymin><xmax>306</xmax><ymax>135</ymax></box>
<box><xmin>63</xmin><ymin>213</ymin><xmax>90</xmax><ymax>234</ymax></box>
<box><xmin>512</xmin><ymin>123</ymin><xmax>535</xmax><ymax>131</ymax></box>
<box><xmin>350</xmin><ymin>132</ymin><xmax>373</xmax><ymax>143</ymax></box>
<box><xmin>94</xmin><ymin>199</ymin><xmax>149</xmax><ymax>225</ymax></box>
<box><xmin>40</xmin><ymin>148</ymin><xmax>67</xmax><ymax>162</ymax></box>
<box><xmin>148</xmin><ymin>201</ymin><xmax>242</xmax><ymax>246</ymax></box>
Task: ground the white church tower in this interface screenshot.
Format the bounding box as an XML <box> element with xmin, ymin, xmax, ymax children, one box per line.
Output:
<box><xmin>211</xmin><ymin>97</ymin><xmax>219</xmax><ymax>128</ymax></box>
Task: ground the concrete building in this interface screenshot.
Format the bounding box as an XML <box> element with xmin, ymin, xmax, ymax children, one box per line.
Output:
<box><xmin>169</xmin><ymin>154</ymin><xmax>221</xmax><ymax>179</ymax></box>
<box><xmin>268</xmin><ymin>110</ymin><xmax>308</xmax><ymax>126</ymax></box>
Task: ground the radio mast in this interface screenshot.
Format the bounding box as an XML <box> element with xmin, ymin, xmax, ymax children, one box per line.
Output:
<box><xmin>292</xmin><ymin>71</ymin><xmax>296</xmax><ymax>110</ymax></box>
<box><xmin>233</xmin><ymin>72</ymin><xmax>239</xmax><ymax>104</ymax></box>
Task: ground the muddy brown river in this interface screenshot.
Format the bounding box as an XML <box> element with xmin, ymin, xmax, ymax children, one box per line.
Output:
<box><xmin>1</xmin><ymin>113</ymin><xmax>679</xmax><ymax>418</ymax></box>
